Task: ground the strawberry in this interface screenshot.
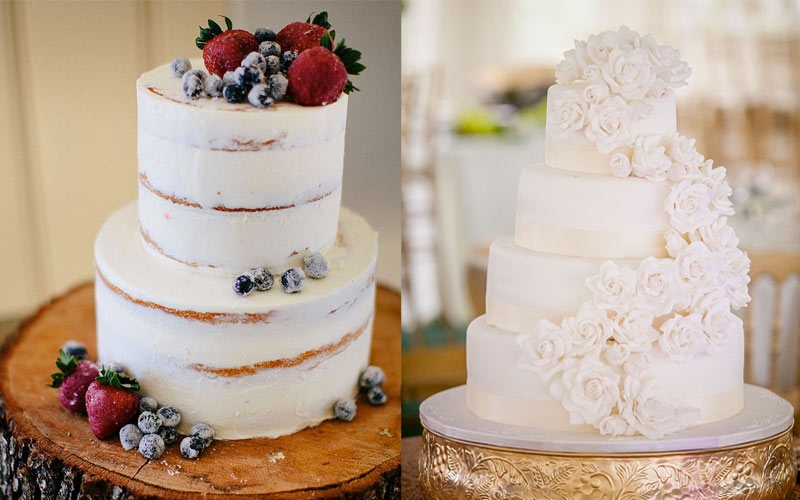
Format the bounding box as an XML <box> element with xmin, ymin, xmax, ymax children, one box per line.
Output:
<box><xmin>49</xmin><ymin>350</ymin><xmax>100</xmax><ymax>413</ymax></box>
<box><xmin>288</xmin><ymin>46</ymin><xmax>348</xmax><ymax>106</ymax></box>
<box><xmin>196</xmin><ymin>17</ymin><xmax>258</xmax><ymax>77</ymax></box>
<box><xmin>85</xmin><ymin>366</ymin><xmax>140</xmax><ymax>440</ymax></box>
<box><xmin>277</xmin><ymin>23</ymin><xmax>328</xmax><ymax>54</ymax></box>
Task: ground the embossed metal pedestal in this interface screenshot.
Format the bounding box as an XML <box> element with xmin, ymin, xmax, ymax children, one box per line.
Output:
<box><xmin>419</xmin><ymin>385</ymin><xmax>796</xmax><ymax>500</ymax></box>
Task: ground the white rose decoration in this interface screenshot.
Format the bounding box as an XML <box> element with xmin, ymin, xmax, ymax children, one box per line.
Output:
<box><xmin>585</xmin><ymin>261</ymin><xmax>636</xmax><ymax>312</ymax></box>
<box><xmin>561</xmin><ymin>302</ymin><xmax>613</xmax><ymax>356</ymax></box>
<box><xmin>517</xmin><ymin>320</ymin><xmax>575</xmax><ymax>381</ymax></box>
<box><xmin>612</xmin><ymin>308</ymin><xmax>658</xmax><ymax>352</ymax></box>
<box><xmin>691</xmin><ymin>216</ymin><xmax>739</xmax><ymax>252</ymax></box>
<box><xmin>720</xmin><ymin>248</ymin><xmax>751</xmax><ymax>309</ymax></box>
<box><xmin>664</xmin><ymin>229</ymin><xmax>689</xmax><ymax>258</ymax></box>
<box><xmin>555</xmin><ymin>49</ymin><xmax>581</xmax><ymax>84</ymax></box>
<box><xmin>699</xmin><ymin>163</ymin><xmax>734</xmax><ymax>217</ymax></box>
<box><xmin>609</xmin><ymin>152</ymin><xmax>632</xmax><ymax>178</ymax></box>
<box><xmin>619</xmin><ymin>377</ymin><xmax>700</xmax><ymax>439</ymax></box>
<box><xmin>616</xmin><ymin>26</ymin><xmax>642</xmax><ymax>51</ymax></box>
<box><xmin>548</xmin><ymin>89</ymin><xmax>588</xmax><ymax>139</ymax></box>
<box><xmin>600</xmin><ymin>48</ymin><xmax>656</xmax><ymax>100</ymax></box>
<box><xmin>667</xmin><ymin>133</ymin><xmax>704</xmax><ymax>181</ymax></box>
<box><xmin>598</xmin><ymin>414</ymin><xmax>633</xmax><ymax>437</ymax></box>
<box><xmin>582</xmin><ymin>82</ymin><xmax>610</xmax><ymax>104</ymax></box>
<box><xmin>665</xmin><ymin>179</ymin><xmax>716</xmax><ymax>233</ymax></box>
<box><xmin>586</xmin><ymin>31</ymin><xmax>622</xmax><ymax>65</ymax></box>
<box><xmin>603</xmin><ymin>340</ymin><xmax>632</xmax><ymax>366</ymax></box>
<box><xmin>550</xmin><ymin>358</ymin><xmax>620</xmax><ymax>426</ymax></box>
<box><xmin>676</xmin><ymin>242</ymin><xmax>722</xmax><ymax>292</ymax></box>
<box><xmin>631</xmin><ymin>135</ymin><xmax>671</xmax><ymax>181</ymax></box>
<box><xmin>659</xmin><ymin>313</ymin><xmax>709</xmax><ymax>362</ymax></box>
<box><xmin>623</xmin><ymin>351</ymin><xmax>652</xmax><ymax>376</ymax></box>
<box><xmin>585</xmin><ymin>96</ymin><xmax>637</xmax><ymax>154</ymax></box>
<box><xmin>696</xmin><ymin>291</ymin><xmax>742</xmax><ymax>353</ymax></box>
<box><xmin>634</xmin><ymin>257</ymin><xmax>678</xmax><ymax>316</ymax></box>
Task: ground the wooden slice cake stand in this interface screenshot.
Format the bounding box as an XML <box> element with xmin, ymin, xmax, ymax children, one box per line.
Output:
<box><xmin>0</xmin><ymin>283</ymin><xmax>401</xmax><ymax>499</ymax></box>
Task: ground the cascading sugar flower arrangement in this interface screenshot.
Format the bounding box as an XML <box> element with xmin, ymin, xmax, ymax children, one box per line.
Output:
<box><xmin>516</xmin><ymin>26</ymin><xmax>751</xmax><ymax>439</ymax></box>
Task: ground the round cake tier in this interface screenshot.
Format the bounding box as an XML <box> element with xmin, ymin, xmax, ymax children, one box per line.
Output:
<box><xmin>515</xmin><ymin>163</ymin><xmax>671</xmax><ymax>259</ymax></box>
<box><xmin>94</xmin><ymin>202</ymin><xmax>377</xmax><ymax>439</ymax></box>
<box><xmin>485</xmin><ymin>238</ymin><xmax>641</xmax><ymax>332</ymax></box>
<box><xmin>466</xmin><ymin>315</ymin><xmax>744</xmax><ymax>430</ymax></box>
<box><xmin>137</xmin><ymin>60</ymin><xmax>348</xmax><ymax>274</ymax></box>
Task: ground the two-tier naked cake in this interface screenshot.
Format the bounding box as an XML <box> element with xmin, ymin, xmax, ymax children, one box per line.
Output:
<box><xmin>94</xmin><ymin>29</ymin><xmax>375</xmax><ymax>439</ymax></box>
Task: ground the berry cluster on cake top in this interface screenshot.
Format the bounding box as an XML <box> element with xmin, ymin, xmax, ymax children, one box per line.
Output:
<box><xmin>173</xmin><ymin>12</ymin><xmax>364</xmax><ymax>107</ymax></box>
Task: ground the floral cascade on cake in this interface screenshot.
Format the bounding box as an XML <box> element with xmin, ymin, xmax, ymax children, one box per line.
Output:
<box><xmin>465</xmin><ymin>27</ymin><xmax>751</xmax><ymax>440</ymax></box>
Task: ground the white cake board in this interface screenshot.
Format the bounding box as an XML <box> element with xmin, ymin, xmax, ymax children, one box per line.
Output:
<box><xmin>420</xmin><ymin>384</ymin><xmax>794</xmax><ymax>454</ymax></box>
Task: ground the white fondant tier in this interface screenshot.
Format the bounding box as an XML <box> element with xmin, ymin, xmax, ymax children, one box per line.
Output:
<box><xmin>515</xmin><ymin>164</ymin><xmax>671</xmax><ymax>259</ymax></box>
<box><xmin>94</xmin><ymin>202</ymin><xmax>377</xmax><ymax>439</ymax></box>
<box><xmin>466</xmin><ymin>315</ymin><xmax>744</xmax><ymax>430</ymax></box>
<box><xmin>485</xmin><ymin>238</ymin><xmax>640</xmax><ymax>332</ymax></box>
<box><xmin>545</xmin><ymin>84</ymin><xmax>677</xmax><ymax>175</ymax></box>
<box><xmin>137</xmin><ymin>60</ymin><xmax>348</xmax><ymax>273</ymax></box>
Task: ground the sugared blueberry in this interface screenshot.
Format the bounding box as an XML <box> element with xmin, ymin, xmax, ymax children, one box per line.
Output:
<box><xmin>252</xmin><ymin>267</ymin><xmax>274</xmax><ymax>291</ymax></box>
<box><xmin>367</xmin><ymin>385</ymin><xmax>387</xmax><ymax>406</ymax></box>
<box><xmin>190</xmin><ymin>422</ymin><xmax>215</xmax><ymax>446</ymax></box>
<box><xmin>223</xmin><ymin>84</ymin><xmax>248</xmax><ymax>103</ymax></box>
<box><xmin>254</xmin><ymin>27</ymin><xmax>276</xmax><ymax>44</ymax></box>
<box><xmin>137</xmin><ymin>411</ymin><xmax>163</xmax><ymax>434</ymax></box>
<box><xmin>119</xmin><ymin>423</ymin><xmax>143</xmax><ymax>451</ymax></box>
<box><xmin>61</xmin><ymin>340</ymin><xmax>87</xmax><ymax>360</ymax></box>
<box><xmin>241</xmin><ymin>51</ymin><xmax>267</xmax><ymax>73</ymax></box>
<box><xmin>281</xmin><ymin>268</ymin><xmax>306</xmax><ymax>294</ymax></box>
<box><xmin>334</xmin><ymin>399</ymin><xmax>356</xmax><ymax>421</ymax></box>
<box><xmin>180</xmin><ymin>435</ymin><xmax>205</xmax><ymax>459</ymax></box>
<box><xmin>158</xmin><ymin>426</ymin><xmax>178</xmax><ymax>445</ymax></box>
<box><xmin>233</xmin><ymin>65</ymin><xmax>263</xmax><ymax>86</ymax></box>
<box><xmin>157</xmin><ymin>406</ymin><xmax>181</xmax><ymax>428</ymax></box>
<box><xmin>170</xmin><ymin>57</ymin><xmax>192</xmax><ymax>78</ymax></box>
<box><xmin>248</xmin><ymin>84</ymin><xmax>274</xmax><ymax>108</ymax></box>
<box><xmin>138</xmin><ymin>433</ymin><xmax>165</xmax><ymax>460</ymax></box>
<box><xmin>280</xmin><ymin>51</ymin><xmax>297</xmax><ymax>73</ymax></box>
<box><xmin>139</xmin><ymin>396</ymin><xmax>158</xmax><ymax>413</ymax></box>
<box><xmin>265</xmin><ymin>55</ymin><xmax>280</xmax><ymax>75</ymax></box>
<box><xmin>258</xmin><ymin>40</ymin><xmax>281</xmax><ymax>57</ymax></box>
<box><xmin>359</xmin><ymin>365</ymin><xmax>386</xmax><ymax>389</ymax></box>
<box><xmin>182</xmin><ymin>72</ymin><xmax>204</xmax><ymax>99</ymax></box>
<box><xmin>232</xmin><ymin>274</ymin><xmax>255</xmax><ymax>296</ymax></box>
<box><xmin>222</xmin><ymin>70</ymin><xmax>237</xmax><ymax>87</ymax></box>
<box><xmin>303</xmin><ymin>252</ymin><xmax>328</xmax><ymax>279</ymax></box>
<box><xmin>104</xmin><ymin>361</ymin><xmax>127</xmax><ymax>374</ymax></box>
<box><xmin>204</xmin><ymin>74</ymin><xmax>223</xmax><ymax>97</ymax></box>
<box><xmin>268</xmin><ymin>73</ymin><xmax>288</xmax><ymax>101</ymax></box>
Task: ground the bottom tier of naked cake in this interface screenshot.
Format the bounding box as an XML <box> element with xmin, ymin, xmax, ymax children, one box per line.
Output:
<box><xmin>94</xmin><ymin>202</ymin><xmax>377</xmax><ymax>439</ymax></box>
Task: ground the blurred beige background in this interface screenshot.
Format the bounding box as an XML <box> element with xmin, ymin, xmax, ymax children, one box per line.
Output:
<box><xmin>0</xmin><ymin>0</ymin><xmax>401</xmax><ymax>320</ymax></box>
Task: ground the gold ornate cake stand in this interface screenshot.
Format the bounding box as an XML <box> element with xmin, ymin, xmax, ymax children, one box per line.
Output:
<box><xmin>418</xmin><ymin>386</ymin><xmax>796</xmax><ymax>500</ymax></box>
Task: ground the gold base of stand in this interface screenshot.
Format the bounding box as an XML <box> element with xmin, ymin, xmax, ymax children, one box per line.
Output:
<box><xmin>419</xmin><ymin>428</ymin><xmax>795</xmax><ymax>500</ymax></box>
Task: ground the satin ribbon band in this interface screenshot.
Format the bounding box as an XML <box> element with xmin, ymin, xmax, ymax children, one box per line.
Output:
<box><xmin>515</xmin><ymin>221</ymin><xmax>668</xmax><ymax>260</ymax></box>
<box><xmin>466</xmin><ymin>385</ymin><xmax>744</xmax><ymax>429</ymax></box>
<box><xmin>485</xmin><ymin>300</ymin><xmax>570</xmax><ymax>333</ymax></box>
<box><xmin>546</xmin><ymin>139</ymin><xmax>629</xmax><ymax>175</ymax></box>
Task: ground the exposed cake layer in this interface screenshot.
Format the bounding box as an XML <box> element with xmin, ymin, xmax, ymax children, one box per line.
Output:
<box><xmin>545</xmin><ymin>84</ymin><xmax>676</xmax><ymax>175</ymax></box>
<box><xmin>486</xmin><ymin>238</ymin><xmax>640</xmax><ymax>332</ymax></box>
<box><xmin>137</xmin><ymin>60</ymin><xmax>347</xmax><ymax>273</ymax></box>
<box><xmin>515</xmin><ymin>164</ymin><xmax>671</xmax><ymax>259</ymax></box>
<box><xmin>466</xmin><ymin>316</ymin><xmax>744</xmax><ymax>429</ymax></box>
<box><xmin>95</xmin><ymin>202</ymin><xmax>377</xmax><ymax>439</ymax></box>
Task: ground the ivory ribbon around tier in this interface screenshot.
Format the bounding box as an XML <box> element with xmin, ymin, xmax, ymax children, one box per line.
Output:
<box><xmin>515</xmin><ymin>221</ymin><xmax>669</xmax><ymax>260</ymax></box>
<box><xmin>546</xmin><ymin>139</ymin><xmax>630</xmax><ymax>175</ymax></box>
<box><xmin>485</xmin><ymin>300</ymin><xmax>571</xmax><ymax>333</ymax></box>
<box><xmin>466</xmin><ymin>385</ymin><xmax>744</xmax><ymax>429</ymax></box>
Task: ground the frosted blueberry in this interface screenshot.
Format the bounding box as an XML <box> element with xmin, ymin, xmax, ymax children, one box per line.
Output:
<box><xmin>156</xmin><ymin>406</ymin><xmax>181</xmax><ymax>428</ymax></box>
<box><xmin>61</xmin><ymin>340</ymin><xmax>87</xmax><ymax>360</ymax></box>
<box><xmin>104</xmin><ymin>361</ymin><xmax>127</xmax><ymax>374</ymax></box>
<box><xmin>170</xmin><ymin>57</ymin><xmax>192</xmax><ymax>78</ymax></box>
<box><xmin>190</xmin><ymin>422</ymin><xmax>215</xmax><ymax>446</ymax></box>
<box><xmin>264</xmin><ymin>55</ymin><xmax>280</xmax><ymax>75</ymax></box>
<box><xmin>359</xmin><ymin>365</ymin><xmax>386</xmax><ymax>389</ymax></box>
<box><xmin>119</xmin><ymin>423</ymin><xmax>143</xmax><ymax>451</ymax></box>
<box><xmin>204</xmin><ymin>74</ymin><xmax>223</xmax><ymax>97</ymax></box>
<box><xmin>182</xmin><ymin>72</ymin><xmax>204</xmax><ymax>99</ymax></box>
<box><xmin>180</xmin><ymin>435</ymin><xmax>205</xmax><ymax>459</ymax></box>
<box><xmin>248</xmin><ymin>84</ymin><xmax>274</xmax><ymax>109</ymax></box>
<box><xmin>158</xmin><ymin>426</ymin><xmax>178</xmax><ymax>445</ymax></box>
<box><xmin>258</xmin><ymin>41</ymin><xmax>281</xmax><ymax>57</ymax></box>
<box><xmin>334</xmin><ymin>399</ymin><xmax>356</xmax><ymax>422</ymax></box>
<box><xmin>233</xmin><ymin>65</ymin><xmax>263</xmax><ymax>86</ymax></box>
<box><xmin>254</xmin><ymin>27</ymin><xmax>276</xmax><ymax>44</ymax></box>
<box><xmin>222</xmin><ymin>71</ymin><xmax>238</xmax><ymax>87</ymax></box>
<box><xmin>280</xmin><ymin>268</ymin><xmax>306</xmax><ymax>294</ymax></box>
<box><xmin>280</xmin><ymin>51</ymin><xmax>297</xmax><ymax>73</ymax></box>
<box><xmin>241</xmin><ymin>51</ymin><xmax>267</xmax><ymax>73</ymax></box>
<box><xmin>232</xmin><ymin>274</ymin><xmax>255</xmax><ymax>296</ymax></box>
<box><xmin>303</xmin><ymin>252</ymin><xmax>328</xmax><ymax>279</ymax></box>
<box><xmin>268</xmin><ymin>73</ymin><xmax>288</xmax><ymax>101</ymax></box>
<box><xmin>367</xmin><ymin>386</ymin><xmax>387</xmax><ymax>406</ymax></box>
<box><xmin>139</xmin><ymin>396</ymin><xmax>158</xmax><ymax>413</ymax></box>
<box><xmin>137</xmin><ymin>411</ymin><xmax>163</xmax><ymax>434</ymax></box>
<box><xmin>223</xmin><ymin>84</ymin><xmax>248</xmax><ymax>104</ymax></box>
<box><xmin>184</xmin><ymin>69</ymin><xmax>207</xmax><ymax>82</ymax></box>
<box><xmin>252</xmin><ymin>267</ymin><xmax>274</xmax><ymax>291</ymax></box>
<box><xmin>138</xmin><ymin>433</ymin><xmax>165</xmax><ymax>460</ymax></box>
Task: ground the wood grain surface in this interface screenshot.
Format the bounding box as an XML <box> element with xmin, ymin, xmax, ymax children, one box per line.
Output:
<box><xmin>0</xmin><ymin>283</ymin><xmax>401</xmax><ymax>499</ymax></box>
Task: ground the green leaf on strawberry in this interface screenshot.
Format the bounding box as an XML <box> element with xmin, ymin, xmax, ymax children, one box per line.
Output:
<box><xmin>320</xmin><ymin>33</ymin><xmax>365</xmax><ymax>94</ymax></box>
<box><xmin>48</xmin><ymin>349</ymin><xmax>79</xmax><ymax>388</ymax></box>
<box><xmin>96</xmin><ymin>365</ymin><xmax>140</xmax><ymax>391</ymax></box>
<box><xmin>307</xmin><ymin>11</ymin><xmax>332</xmax><ymax>30</ymax></box>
